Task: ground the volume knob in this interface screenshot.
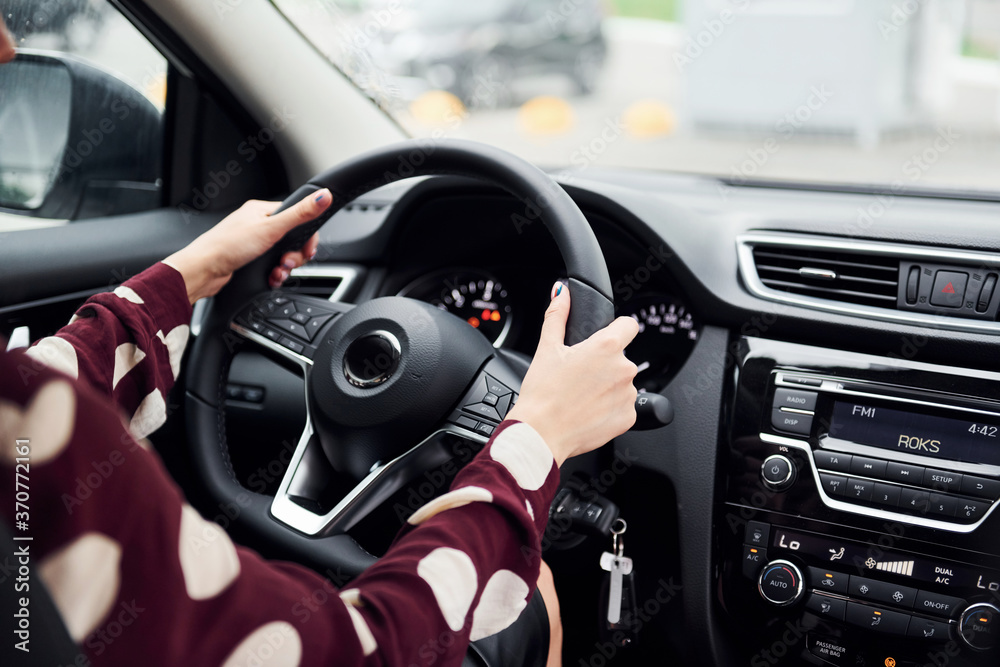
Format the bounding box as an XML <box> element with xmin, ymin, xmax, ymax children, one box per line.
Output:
<box><xmin>761</xmin><ymin>454</ymin><xmax>795</xmax><ymax>491</ymax></box>
<box><xmin>758</xmin><ymin>559</ymin><xmax>804</xmax><ymax>607</ymax></box>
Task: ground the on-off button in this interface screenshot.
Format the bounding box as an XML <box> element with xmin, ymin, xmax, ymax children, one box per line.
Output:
<box><xmin>771</xmin><ymin>408</ymin><xmax>813</xmax><ymax>435</ymax></box>
<box><xmin>762</xmin><ymin>454</ymin><xmax>795</xmax><ymax>491</ymax></box>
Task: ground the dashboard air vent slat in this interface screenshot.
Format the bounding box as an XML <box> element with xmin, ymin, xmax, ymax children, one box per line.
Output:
<box><xmin>752</xmin><ymin>245</ymin><xmax>900</xmax><ymax>308</ymax></box>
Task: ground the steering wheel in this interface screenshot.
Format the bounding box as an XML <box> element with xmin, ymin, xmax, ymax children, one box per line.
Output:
<box><xmin>184</xmin><ymin>139</ymin><xmax>614</xmax><ymax>578</ymax></box>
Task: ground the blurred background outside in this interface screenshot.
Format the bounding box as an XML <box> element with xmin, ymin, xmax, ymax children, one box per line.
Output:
<box><xmin>9</xmin><ymin>0</ymin><xmax>1000</xmax><ymax>193</ymax></box>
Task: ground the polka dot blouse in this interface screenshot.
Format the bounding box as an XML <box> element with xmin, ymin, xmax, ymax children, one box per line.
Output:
<box><xmin>0</xmin><ymin>262</ymin><xmax>558</xmax><ymax>666</ymax></box>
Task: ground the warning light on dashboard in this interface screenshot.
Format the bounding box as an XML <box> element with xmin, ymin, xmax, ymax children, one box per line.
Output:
<box><xmin>468</xmin><ymin>317</ymin><xmax>480</xmax><ymax>328</ymax></box>
<box><xmin>941</xmin><ymin>282</ymin><xmax>956</xmax><ymax>294</ymax></box>
<box><xmin>884</xmin><ymin>657</ymin><xmax>896</xmax><ymax>667</ymax></box>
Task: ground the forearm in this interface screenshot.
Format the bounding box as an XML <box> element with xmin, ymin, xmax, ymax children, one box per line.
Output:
<box><xmin>24</xmin><ymin>262</ymin><xmax>192</xmax><ymax>438</ymax></box>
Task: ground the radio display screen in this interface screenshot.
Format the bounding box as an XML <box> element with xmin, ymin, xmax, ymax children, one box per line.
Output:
<box><xmin>827</xmin><ymin>401</ymin><xmax>1000</xmax><ymax>467</ymax></box>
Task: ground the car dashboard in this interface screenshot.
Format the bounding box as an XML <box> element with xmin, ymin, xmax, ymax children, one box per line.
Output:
<box><xmin>218</xmin><ymin>171</ymin><xmax>1000</xmax><ymax>666</ymax></box>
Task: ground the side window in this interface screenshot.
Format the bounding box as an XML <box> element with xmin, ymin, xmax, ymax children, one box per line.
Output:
<box><xmin>0</xmin><ymin>0</ymin><xmax>167</xmax><ymax>230</ymax></box>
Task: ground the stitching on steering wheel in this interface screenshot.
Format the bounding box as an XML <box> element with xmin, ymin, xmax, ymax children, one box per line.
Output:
<box><xmin>214</xmin><ymin>351</ymin><xmax>240</xmax><ymax>486</ymax></box>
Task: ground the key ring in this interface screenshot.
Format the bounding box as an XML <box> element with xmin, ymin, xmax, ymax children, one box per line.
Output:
<box><xmin>611</xmin><ymin>518</ymin><xmax>627</xmax><ymax>557</ymax></box>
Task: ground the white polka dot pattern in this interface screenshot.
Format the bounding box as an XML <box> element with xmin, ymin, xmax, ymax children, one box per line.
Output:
<box><xmin>407</xmin><ymin>486</ymin><xmax>493</xmax><ymax>525</ymax></box>
<box><xmin>158</xmin><ymin>325</ymin><xmax>190</xmax><ymax>380</ymax></box>
<box><xmin>113</xmin><ymin>285</ymin><xmax>144</xmax><ymax>304</ymax></box>
<box><xmin>112</xmin><ymin>343</ymin><xmax>146</xmax><ymax>390</ymax></box>
<box><xmin>469</xmin><ymin>570</ymin><xmax>530</xmax><ymax>641</ymax></box>
<box><xmin>340</xmin><ymin>589</ymin><xmax>362</xmax><ymax>607</ymax></box>
<box><xmin>177</xmin><ymin>504</ymin><xmax>241</xmax><ymax>600</ymax></box>
<box><xmin>525</xmin><ymin>499</ymin><xmax>535</xmax><ymax>521</ymax></box>
<box><xmin>38</xmin><ymin>533</ymin><xmax>122</xmax><ymax>642</ymax></box>
<box><xmin>343</xmin><ymin>602</ymin><xmax>378</xmax><ymax>656</ymax></box>
<box><xmin>24</xmin><ymin>336</ymin><xmax>79</xmax><ymax>379</ymax></box>
<box><xmin>0</xmin><ymin>381</ymin><xmax>75</xmax><ymax>465</ymax></box>
<box><xmin>489</xmin><ymin>422</ymin><xmax>554</xmax><ymax>491</ymax></box>
<box><xmin>220</xmin><ymin>621</ymin><xmax>302</xmax><ymax>667</ymax></box>
<box><xmin>129</xmin><ymin>389</ymin><xmax>166</xmax><ymax>439</ymax></box>
<box><xmin>417</xmin><ymin>547</ymin><xmax>478</xmax><ymax>632</ymax></box>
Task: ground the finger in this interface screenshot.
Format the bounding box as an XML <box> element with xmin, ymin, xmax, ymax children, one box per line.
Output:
<box><xmin>279</xmin><ymin>251</ymin><xmax>305</xmax><ymax>271</ymax></box>
<box><xmin>302</xmin><ymin>232</ymin><xmax>320</xmax><ymax>261</ymax></box>
<box><xmin>593</xmin><ymin>315</ymin><xmax>640</xmax><ymax>350</ymax></box>
<box><xmin>267</xmin><ymin>188</ymin><xmax>333</xmax><ymax>234</ymax></box>
<box><xmin>0</xmin><ymin>22</ymin><xmax>15</xmax><ymax>64</ymax></box>
<box><xmin>538</xmin><ymin>281</ymin><xmax>570</xmax><ymax>349</ymax></box>
<box><xmin>269</xmin><ymin>265</ymin><xmax>290</xmax><ymax>290</ymax></box>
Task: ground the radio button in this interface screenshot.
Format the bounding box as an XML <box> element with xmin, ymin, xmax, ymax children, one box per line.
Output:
<box><xmin>915</xmin><ymin>590</ymin><xmax>965</xmax><ymax>618</ymax></box>
<box><xmin>886</xmin><ymin>462</ymin><xmax>925</xmax><ymax>485</ymax></box>
<box><xmin>955</xmin><ymin>498</ymin><xmax>989</xmax><ymax>521</ymax></box>
<box><xmin>923</xmin><ymin>469</ymin><xmax>963</xmax><ymax>493</ymax></box>
<box><xmin>960</xmin><ymin>475</ymin><xmax>1000</xmax><ymax>499</ymax></box>
<box><xmin>773</xmin><ymin>388</ymin><xmax>818</xmax><ymax>412</ymax></box>
<box><xmin>815</xmin><ymin>450</ymin><xmax>852</xmax><ymax>473</ymax></box>
<box><xmin>850</xmin><ymin>456</ymin><xmax>887</xmax><ymax>478</ymax></box>
<box><xmin>809</xmin><ymin>567</ymin><xmax>849</xmax><ymax>594</ymax></box>
<box><xmin>845</xmin><ymin>602</ymin><xmax>910</xmax><ymax>635</ymax></box>
<box><xmin>906</xmin><ymin>616</ymin><xmax>952</xmax><ymax>641</ymax></box>
<box><xmin>846</xmin><ymin>477</ymin><xmax>874</xmax><ymax>501</ymax></box>
<box><xmin>849</xmin><ymin>576</ymin><xmax>917</xmax><ymax>609</ymax></box>
<box><xmin>806</xmin><ymin>593</ymin><xmax>847</xmax><ymax>621</ymax></box>
<box><xmin>771</xmin><ymin>409</ymin><xmax>812</xmax><ymax>435</ymax></box>
<box><xmin>872</xmin><ymin>482</ymin><xmax>901</xmax><ymax>508</ymax></box>
<box><xmin>927</xmin><ymin>493</ymin><xmax>958</xmax><ymax>518</ymax></box>
<box><xmin>900</xmin><ymin>488</ymin><xmax>932</xmax><ymax>514</ymax></box>
<box><xmin>820</xmin><ymin>473</ymin><xmax>848</xmax><ymax>497</ymax></box>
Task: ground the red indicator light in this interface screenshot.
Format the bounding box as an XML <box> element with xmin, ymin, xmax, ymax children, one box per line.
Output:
<box><xmin>942</xmin><ymin>282</ymin><xmax>956</xmax><ymax>294</ymax></box>
<box><xmin>468</xmin><ymin>317</ymin><xmax>480</xmax><ymax>328</ymax></box>
<box><xmin>490</xmin><ymin>311</ymin><xmax>501</xmax><ymax>322</ymax></box>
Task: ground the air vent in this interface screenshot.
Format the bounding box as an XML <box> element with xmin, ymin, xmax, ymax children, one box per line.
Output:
<box><xmin>737</xmin><ymin>232</ymin><xmax>1000</xmax><ymax>334</ymax></box>
<box><xmin>287</xmin><ymin>264</ymin><xmax>358</xmax><ymax>302</ymax></box>
<box><xmin>752</xmin><ymin>245</ymin><xmax>899</xmax><ymax>308</ymax></box>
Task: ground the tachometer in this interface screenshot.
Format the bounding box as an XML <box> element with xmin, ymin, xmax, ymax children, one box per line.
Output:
<box><xmin>620</xmin><ymin>296</ymin><xmax>699</xmax><ymax>391</ymax></box>
<box><xmin>398</xmin><ymin>269</ymin><xmax>513</xmax><ymax>347</ymax></box>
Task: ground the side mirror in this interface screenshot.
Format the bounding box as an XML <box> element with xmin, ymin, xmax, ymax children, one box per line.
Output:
<box><xmin>0</xmin><ymin>51</ymin><xmax>162</xmax><ymax>220</ymax></box>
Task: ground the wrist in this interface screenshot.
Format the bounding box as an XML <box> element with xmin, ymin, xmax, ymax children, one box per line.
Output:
<box><xmin>162</xmin><ymin>250</ymin><xmax>216</xmax><ymax>305</ymax></box>
<box><xmin>505</xmin><ymin>407</ymin><xmax>568</xmax><ymax>467</ymax></box>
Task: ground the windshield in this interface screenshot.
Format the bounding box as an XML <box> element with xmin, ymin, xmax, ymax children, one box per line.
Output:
<box><xmin>274</xmin><ymin>0</ymin><xmax>1000</xmax><ymax>195</ymax></box>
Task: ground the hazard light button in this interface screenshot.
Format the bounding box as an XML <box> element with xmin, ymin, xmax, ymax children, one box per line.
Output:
<box><xmin>930</xmin><ymin>270</ymin><xmax>968</xmax><ymax>308</ymax></box>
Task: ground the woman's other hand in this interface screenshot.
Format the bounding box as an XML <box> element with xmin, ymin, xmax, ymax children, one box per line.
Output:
<box><xmin>506</xmin><ymin>282</ymin><xmax>639</xmax><ymax>466</ymax></box>
<box><xmin>163</xmin><ymin>190</ymin><xmax>332</xmax><ymax>304</ymax></box>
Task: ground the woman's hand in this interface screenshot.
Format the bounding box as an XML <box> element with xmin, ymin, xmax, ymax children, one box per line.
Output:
<box><xmin>506</xmin><ymin>283</ymin><xmax>639</xmax><ymax>466</ymax></box>
<box><xmin>163</xmin><ymin>190</ymin><xmax>332</xmax><ymax>304</ymax></box>
<box><xmin>1</xmin><ymin>19</ymin><xmax>16</xmax><ymax>63</ymax></box>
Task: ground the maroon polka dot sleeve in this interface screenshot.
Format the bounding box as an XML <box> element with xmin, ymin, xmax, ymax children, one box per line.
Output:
<box><xmin>0</xmin><ymin>263</ymin><xmax>559</xmax><ymax>666</ymax></box>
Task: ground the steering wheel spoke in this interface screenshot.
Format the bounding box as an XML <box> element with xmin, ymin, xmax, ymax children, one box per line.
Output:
<box><xmin>228</xmin><ymin>291</ymin><xmax>352</xmax><ymax>365</ymax></box>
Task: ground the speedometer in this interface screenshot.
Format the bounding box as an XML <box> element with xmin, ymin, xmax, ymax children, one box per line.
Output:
<box><xmin>620</xmin><ymin>296</ymin><xmax>699</xmax><ymax>391</ymax></box>
<box><xmin>398</xmin><ymin>269</ymin><xmax>513</xmax><ymax>347</ymax></box>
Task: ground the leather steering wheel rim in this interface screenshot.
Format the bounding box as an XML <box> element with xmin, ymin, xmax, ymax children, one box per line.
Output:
<box><xmin>184</xmin><ymin>138</ymin><xmax>615</xmax><ymax>579</ymax></box>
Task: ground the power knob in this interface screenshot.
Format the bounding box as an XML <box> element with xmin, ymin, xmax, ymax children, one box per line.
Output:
<box><xmin>959</xmin><ymin>603</ymin><xmax>999</xmax><ymax>651</ymax></box>
<box><xmin>761</xmin><ymin>454</ymin><xmax>795</xmax><ymax>491</ymax></box>
<box><xmin>758</xmin><ymin>559</ymin><xmax>804</xmax><ymax>607</ymax></box>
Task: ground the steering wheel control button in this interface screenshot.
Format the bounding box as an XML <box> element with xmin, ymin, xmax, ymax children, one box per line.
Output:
<box><xmin>464</xmin><ymin>402</ymin><xmax>502</xmax><ymax>422</ymax></box>
<box><xmin>280</xmin><ymin>337</ymin><xmax>305</xmax><ymax>355</ymax></box>
<box><xmin>482</xmin><ymin>393</ymin><xmax>499</xmax><ymax>407</ymax></box>
<box><xmin>806</xmin><ymin>593</ymin><xmax>847</xmax><ymax>622</ymax></box>
<box><xmin>454</xmin><ymin>416</ymin><xmax>478</xmax><ymax>431</ymax></box>
<box><xmin>961</xmin><ymin>475</ymin><xmax>1000</xmax><ymax>498</ymax></box>
<box><xmin>815</xmin><ymin>450</ymin><xmax>852</xmax><ymax>473</ymax></box>
<box><xmin>304</xmin><ymin>314</ymin><xmax>335</xmax><ymax>340</ymax></box>
<box><xmin>270</xmin><ymin>318</ymin><xmax>309</xmax><ymax>339</ymax></box>
<box><xmin>744</xmin><ymin>520</ymin><xmax>770</xmax><ymax>548</ymax></box>
<box><xmin>771</xmin><ymin>408</ymin><xmax>812</xmax><ymax>435</ymax></box>
<box><xmin>930</xmin><ymin>270</ymin><xmax>968</xmax><ymax>308</ymax></box>
<box><xmin>849</xmin><ymin>576</ymin><xmax>917</xmax><ymax>609</ymax></box>
<box><xmin>808</xmin><ymin>567</ymin><xmax>849</xmax><ymax>595</ymax></box>
<box><xmin>474</xmin><ymin>422</ymin><xmax>495</xmax><ymax>437</ymax></box>
<box><xmin>761</xmin><ymin>454</ymin><xmax>795</xmax><ymax>491</ymax></box>
<box><xmin>343</xmin><ymin>331</ymin><xmax>401</xmax><ymax>388</ymax></box>
<box><xmin>959</xmin><ymin>603</ymin><xmax>999</xmax><ymax>650</ymax></box>
<box><xmin>772</xmin><ymin>388</ymin><xmax>818</xmax><ymax>412</ymax></box>
<box><xmin>849</xmin><ymin>456</ymin><xmax>887</xmax><ymax>478</ymax></box>
<box><xmin>742</xmin><ymin>546</ymin><xmax>767</xmax><ymax>579</ymax></box>
<box><xmin>263</xmin><ymin>328</ymin><xmax>281</xmax><ymax>343</ymax></box>
<box><xmin>906</xmin><ymin>616</ymin><xmax>951</xmax><ymax>642</ymax></box>
<box><xmin>758</xmin><ymin>560</ymin><xmax>804</xmax><ymax>606</ymax></box>
<box><xmin>915</xmin><ymin>590</ymin><xmax>965</xmax><ymax>618</ymax></box>
<box><xmin>820</xmin><ymin>473</ymin><xmax>848</xmax><ymax>497</ymax></box>
<box><xmin>486</xmin><ymin>376</ymin><xmax>513</xmax><ymax>397</ymax></box>
<box><xmin>845</xmin><ymin>603</ymin><xmax>910</xmax><ymax>636</ymax></box>
<box><xmin>291</xmin><ymin>312</ymin><xmax>311</xmax><ymax>325</ymax></box>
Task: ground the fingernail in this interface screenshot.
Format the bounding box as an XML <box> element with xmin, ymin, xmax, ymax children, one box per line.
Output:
<box><xmin>282</xmin><ymin>259</ymin><xmax>296</xmax><ymax>270</ymax></box>
<box><xmin>307</xmin><ymin>247</ymin><xmax>318</xmax><ymax>260</ymax></box>
<box><xmin>314</xmin><ymin>189</ymin><xmax>330</xmax><ymax>205</ymax></box>
<box><xmin>551</xmin><ymin>282</ymin><xmax>563</xmax><ymax>300</ymax></box>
